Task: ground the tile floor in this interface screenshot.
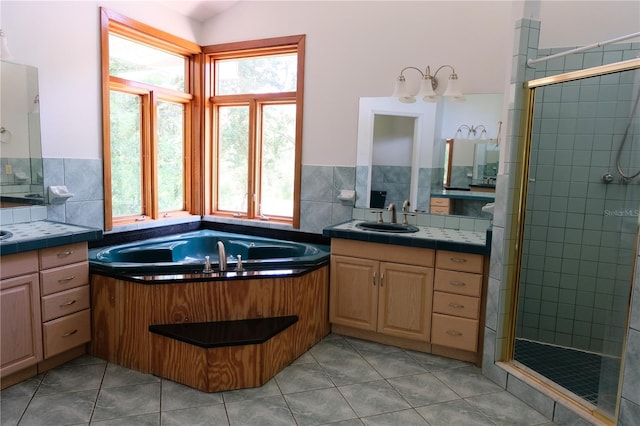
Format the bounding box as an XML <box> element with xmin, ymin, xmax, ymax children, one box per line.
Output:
<box><xmin>1</xmin><ymin>334</ymin><xmax>570</xmax><ymax>426</ymax></box>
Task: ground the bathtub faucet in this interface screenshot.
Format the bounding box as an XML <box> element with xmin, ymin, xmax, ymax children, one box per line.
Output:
<box><xmin>217</xmin><ymin>241</ymin><xmax>227</xmax><ymax>272</ymax></box>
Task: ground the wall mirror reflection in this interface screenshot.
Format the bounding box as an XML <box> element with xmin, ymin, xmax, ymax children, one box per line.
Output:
<box><xmin>355</xmin><ymin>95</ymin><xmax>502</xmax><ymax>219</ymax></box>
<box><xmin>0</xmin><ymin>60</ymin><xmax>45</xmax><ymax>207</ymax></box>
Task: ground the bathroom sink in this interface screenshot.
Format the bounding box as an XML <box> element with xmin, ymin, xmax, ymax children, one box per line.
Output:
<box><xmin>0</xmin><ymin>230</ymin><xmax>13</xmax><ymax>240</ymax></box>
<box><xmin>356</xmin><ymin>222</ymin><xmax>419</xmax><ymax>233</ymax></box>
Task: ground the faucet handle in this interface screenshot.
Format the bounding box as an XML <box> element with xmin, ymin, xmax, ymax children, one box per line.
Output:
<box><xmin>370</xmin><ymin>210</ymin><xmax>384</xmax><ymax>223</ymax></box>
<box><xmin>402</xmin><ymin>212</ymin><xmax>416</xmax><ymax>226</ymax></box>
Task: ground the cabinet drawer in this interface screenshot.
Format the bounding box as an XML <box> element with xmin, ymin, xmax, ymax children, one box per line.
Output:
<box><xmin>1</xmin><ymin>251</ymin><xmax>38</xmax><ymax>279</ymax></box>
<box><xmin>430</xmin><ymin>206</ymin><xmax>450</xmax><ymax>215</ymax></box>
<box><xmin>43</xmin><ymin>309</ymin><xmax>91</xmax><ymax>358</ymax></box>
<box><xmin>431</xmin><ymin>313</ymin><xmax>478</xmax><ymax>352</ymax></box>
<box><xmin>436</xmin><ymin>250</ymin><xmax>483</xmax><ymax>274</ymax></box>
<box><xmin>331</xmin><ymin>239</ymin><xmax>434</xmax><ymax>267</ymax></box>
<box><xmin>40</xmin><ymin>262</ymin><xmax>89</xmax><ymax>296</ymax></box>
<box><xmin>433</xmin><ymin>291</ymin><xmax>480</xmax><ymax>320</ymax></box>
<box><xmin>41</xmin><ymin>285</ymin><xmax>90</xmax><ymax>322</ymax></box>
<box><xmin>430</xmin><ymin>197</ymin><xmax>450</xmax><ymax>207</ymax></box>
<box><xmin>434</xmin><ymin>269</ymin><xmax>482</xmax><ymax>297</ymax></box>
<box><xmin>39</xmin><ymin>242</ymin><xmax>87</xmax><ymax>270</ymax></box>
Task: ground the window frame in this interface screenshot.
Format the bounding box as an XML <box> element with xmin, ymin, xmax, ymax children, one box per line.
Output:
<box><xmin>100</xmin><ymin>8</ymin><xmax>202</xmax><ymax>230</ymax></box>
<box><xmin>203</xmin><ymin>35</ymin><xmax>306</xmax><ymax>228</ymax></box>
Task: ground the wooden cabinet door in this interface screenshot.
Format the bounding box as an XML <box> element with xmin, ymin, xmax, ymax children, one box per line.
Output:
<box><xmin>377</xmin><ymin>263</ymin><xmax>433</xmax><ymax>341</ymax></box>
<box><xmin>329</xmin><ymin>256</ymin><xmax>378</xmax><ymax>331</ymax></box>
<box><xmin>1</xmin><ymin>273</ymin><xmax>42</xmax><ymax>377</ymax></box>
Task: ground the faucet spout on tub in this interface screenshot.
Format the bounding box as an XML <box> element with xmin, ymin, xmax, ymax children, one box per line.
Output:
<box><xmin>217</xmin><ymin>241</ymin><xmax>227</xmax><ymax>272</ymax></box>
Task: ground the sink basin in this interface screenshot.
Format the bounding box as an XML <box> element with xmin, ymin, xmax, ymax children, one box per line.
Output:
<box><xmin>0</xmin><ymin>230</ymin><xmax>13</xmax><ymax>240</ymax></box>
<box><xmin>356</xmin><ymin>222</ymin><xmax>419</xmax><ymax>233</ymax></box>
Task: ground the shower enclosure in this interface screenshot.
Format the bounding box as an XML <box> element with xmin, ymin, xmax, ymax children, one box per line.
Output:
<box><xmin>512</xmin><ymin>58</ymin><xmax>640</xmax><ymax>421</ymax></box>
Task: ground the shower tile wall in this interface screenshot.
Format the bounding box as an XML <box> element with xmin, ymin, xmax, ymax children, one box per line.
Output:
<box><xmin>516</xmin><ymin>43</ymin><xmax>640</xmax><ymax>355</ymax></box>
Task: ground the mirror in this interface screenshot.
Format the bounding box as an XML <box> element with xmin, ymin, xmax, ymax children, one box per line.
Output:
<box><xmin>0</xmin><ymin>60</ymin><xmax>45</xmax><ymax>207</ymax></box>
<box><xmin>355</xmin><ymin>97</ymin><xmax>440</xmax><ymax>211</ymax></box>
<box><xmin>445</xmin><ymin>139</ymin><xmax>499</xmax><ymax>190</ymax></box>
<box><xmin>355</xmin><ymin>95</ymin><xmax>503</xmax><ymax>216</ymax></box>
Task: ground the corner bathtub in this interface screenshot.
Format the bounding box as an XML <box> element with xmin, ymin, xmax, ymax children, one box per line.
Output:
<box><xmin>88</xmin><ymin>229</ymin><xmax>331</xmax><ymax>387</ymax></box>
<box><xmin>89</xmin><ymin>229</ymin><xmax>330</xmax><ymax>278</ymax></box>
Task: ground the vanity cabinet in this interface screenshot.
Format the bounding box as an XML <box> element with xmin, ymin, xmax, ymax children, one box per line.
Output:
<box><xmin>430</xmin><ymin>197</ymin><xmax>451</xmax><ymax>215</ymax></box>
<box><xmin>328</xmin><ymin>238</ymin><xmax>488</xmax><ymax>364</ymax></box>
<box><xmin>0</xmin><ymin>252</ymin><xmax>42</xmax><ymax>377</ymax></box>
<box><xmin>0</xmin><ymin>242</ymin><xmax>91</xmax><ymax>386</ymax></box>
<box><xmin>431</xmin><ymin>250</ymin><xmax>484</xmax><ymax>354</ymax></box>
<box><xmin>39</xmin><ymin>243</ymin><xmax>91</xmax><ymax>359</ymax></box>
<box><xmin>330</xmin><ymin>239</ymin><xmax>434</xmax><ymax>342</ymax></box>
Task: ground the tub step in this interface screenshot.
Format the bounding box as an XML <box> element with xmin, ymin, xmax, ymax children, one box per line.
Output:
<box><xmin>148</xmin><ymin>316</ymin><xmax>299</xmax><ymax>393</ymax></box>
<box><xmin>148</xmin><ymin>315</ymin><xmax>298</xmax><ymax>348</ymax></box>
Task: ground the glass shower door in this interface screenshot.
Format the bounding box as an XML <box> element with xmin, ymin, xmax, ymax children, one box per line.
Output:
<box><xmin>513</xmin><ymin>62</ymin><xmax>639</xmax><ymax>419</ymax></box>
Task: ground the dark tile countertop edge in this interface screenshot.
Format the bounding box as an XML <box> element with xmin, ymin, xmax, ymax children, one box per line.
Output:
<box><xmin>431</xmin><ymin>190</ymin><xmax>495</xmax><ymax>202</ymax></box>
<box><xmin>90</xmin><ymin>261</ymin><xmax>329</xmax><ymax>285</ymax></box>
<box><xmin>0</xmin><ymin>221</ymin><xmax>103</xmax><ymax>256</ymax></box>
<box><xmin>323</xmin><ymin>222</ymin><xmax>492</xmax><ymax>256</ymax></box>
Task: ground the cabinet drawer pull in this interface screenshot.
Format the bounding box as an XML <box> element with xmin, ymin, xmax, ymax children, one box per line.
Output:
<box><xmin>62</xmin><ymin>329</ymin><xmax>78</xmax><ymax>337</ymax></box>
<box><xmin>449</xmin><ymin>281</ymin><xmax>466</xmax><ymax>287</ymax></box>
<box><xmin>450</xmin><ymin>257</ymin><xmax>467</xmax><ymax>263</ymax></box>
<box><xmin>446</xmin><ymin>330</ymin><xmax>462</xmax><ymax>336</ymax></box>
<box><xmin>373</xmin><ymin>272</ymin><xmax>377</xmax><ymax>286</ymax></box>
<box><xmin>58</xmin><ymin>275</ymin><xmax>76</xmax><ymax>283</ymax></box>
<box><xmin>448</xmin><ymin>303</ymin><xmax>464</xmax><ymax>309</ymax></box>
<box><xmin>57</xmin><ymin>251</ymin><xmax>73</xmax><ymax>257</ymax></box>
<box><xmin>380</xmin><ymin>273</ymin><xmax>384</xmax><ymax>287</ymax></box>
<box><xmin>59</xmin><ymin>299</ymin><xmax>77</xmax><ymax>307</ymax></box>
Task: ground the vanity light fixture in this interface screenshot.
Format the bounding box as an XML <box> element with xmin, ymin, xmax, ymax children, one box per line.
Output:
<box><xmin>455</xmin><ymin>124</ymin><xmax>487</xmax><ymax>139</ymax></box>
<box><xmin>0</xmin><ymin>29</ymin><xmax>13</xmax><ymax>60</ymax></box>
<box><xmin>392</xmin><ymin>65</ymin><xmax>464</xmax><ymax>103</ymax></box>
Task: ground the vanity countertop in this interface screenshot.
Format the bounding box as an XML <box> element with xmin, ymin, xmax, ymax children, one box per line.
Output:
<box><xmin>0</xmin><ymin>220</ymin><xmax>103</xmax><ymax>255</ymax></box>
<box><xmin>322</xmin><ymin>220</ymin><xmax>491</xmax><ymax>255</ymax></box>
<box><xmin>431</xmin><ymin>190</ymin><xmax>495</xmax><ymax>202</ymax></box>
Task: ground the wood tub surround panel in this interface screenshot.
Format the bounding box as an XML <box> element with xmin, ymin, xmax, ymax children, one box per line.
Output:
<box><xmin>89</xmin><ymin>266</ymin><xmax>330</xmax><ymax>386</ymax></box>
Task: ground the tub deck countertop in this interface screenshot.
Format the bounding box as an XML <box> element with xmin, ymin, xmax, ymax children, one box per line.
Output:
<box><xmin>0</xmin><ymin>220</ymin><xmax>103</xmax><ymax>255</ymax></box>
<box><xmin>322</xmin><ymin>219</ymin><xmax>491</xmax><ymax>255</ymax></box>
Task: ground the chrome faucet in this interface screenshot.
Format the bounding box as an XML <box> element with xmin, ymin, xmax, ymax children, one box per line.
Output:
<box><xmin>402</xmin><ymin>200</ymin><xmax>410</xmax><ymax>212</ymax></box>
<box><xmin>217</xmin><ymin>241</ymin><xmax>227</xmax><ymax>272</ymax></box>
<box><xmin>387</xmin><ymin>203</ymin><xmax>396</xmax><ymax>224</ymax></box>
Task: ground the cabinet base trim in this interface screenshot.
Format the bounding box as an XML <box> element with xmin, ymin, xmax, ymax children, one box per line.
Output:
<box><xmin>0</xmin><ymin>345</ymin><xmax>86</xmax><ymax>390</ymax></box>
<box><xmin>331</xmin><ymin>324</ymin><xmax>431</xmax><ymax>353</ymax></box>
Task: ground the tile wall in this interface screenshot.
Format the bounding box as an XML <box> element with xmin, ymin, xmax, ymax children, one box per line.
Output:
<box><xmin>481</xmin><ymin>17</ymin><xmax>640</xmax><ymax>425</ymax></box>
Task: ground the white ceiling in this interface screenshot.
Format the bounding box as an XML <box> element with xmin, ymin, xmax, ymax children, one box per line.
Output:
<box><xmin>161</xmin><ymin>1</ymin><xmax>239</xmax><ymax>22</ymax></box>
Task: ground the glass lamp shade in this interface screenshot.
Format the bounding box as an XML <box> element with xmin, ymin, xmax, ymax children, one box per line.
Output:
<box><xmin>418</xmin><ymin>76</ymin><xmax>439</xmax><ymax>102</ymax></box>
<box><xmin>442</xmin><ymin>74</ymin><xmax>464</xmax><ymax>101</ymax></box>
<box><xmin>392</xmin><ymin>76</ymin><xmax>416</xmax><ymax>103</ymax></box>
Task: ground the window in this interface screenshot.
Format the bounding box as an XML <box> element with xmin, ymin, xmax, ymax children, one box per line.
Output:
<box><xmin>204</xmin><ymin>36</ymin><xmax>305</xmax><ymax>227</ymax></box>
<box><xmin>100</xmin><ymin>8</ymin><xmax>201</xmax><ymax>230</ymax></box>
